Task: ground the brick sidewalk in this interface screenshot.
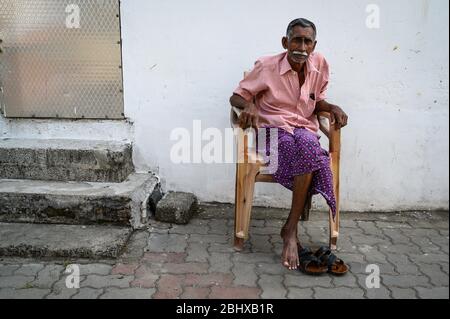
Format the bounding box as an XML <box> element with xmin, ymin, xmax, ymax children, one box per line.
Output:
<box><xmin>0</xmin><ymin>204</ymin><xmax>448</xmax><ymax>299</ymax></box>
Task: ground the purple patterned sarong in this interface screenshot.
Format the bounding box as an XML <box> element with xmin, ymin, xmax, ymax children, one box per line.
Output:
<box><xmin>262</xmin><ymin>127</ymin><xmax>337</xmax><ymax>218</ymax></box>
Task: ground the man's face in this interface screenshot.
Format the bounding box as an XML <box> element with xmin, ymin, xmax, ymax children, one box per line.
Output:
<box><xmin>282</xmin><ymin>26</ymin><xmax>317</xmax><ymax>67</ymax></box>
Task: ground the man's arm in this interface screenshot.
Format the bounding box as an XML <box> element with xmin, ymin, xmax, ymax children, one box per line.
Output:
<box><xmin>315</xmin><ymin>100</ymin><xmax>348</xmax><ymax>129</ymax></box>
<box><xmin>229</xmin><ymin>94</ymin><xmax>259</xmax><ymax>129</ymax></box>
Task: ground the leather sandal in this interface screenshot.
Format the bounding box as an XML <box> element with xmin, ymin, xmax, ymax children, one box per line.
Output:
<box><xmin>297</xmin><ymin>247</ymin><xmax>328</xmax><ymax>276</ymax></box>
<box><xmin>314</xmin><ymin>246</ymin><xmax>349</xmax><ymax>276</ymax></box>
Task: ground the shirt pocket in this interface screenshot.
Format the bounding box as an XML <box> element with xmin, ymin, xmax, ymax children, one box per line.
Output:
<box><xmin>304</xmin><ymin>94</ymin><xmax>316</xmax><ymax>117</ymax></box>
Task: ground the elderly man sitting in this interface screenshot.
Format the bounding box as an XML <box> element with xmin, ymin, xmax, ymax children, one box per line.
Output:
<box><xmin>230</xmin><ymin>18</ymin><xmax>348</xmax><ymax>274</ymax></box>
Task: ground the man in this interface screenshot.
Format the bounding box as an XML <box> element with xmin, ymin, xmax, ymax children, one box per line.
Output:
<box><xmin>230</xmin><ymin>18</ymin><xmax>348</xmax><ymax>271</ymax></box>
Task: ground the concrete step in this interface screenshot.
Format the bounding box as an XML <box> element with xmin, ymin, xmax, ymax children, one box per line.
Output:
<box><xmin>0</xmin><ymin>222</ymin><xmax>132</xmax><ymax>259</ymax></box>
<box><xmin>0</xmin><ymin>173</ymin><xmax>162</xmax><ymax>229</ymax></box>
<box><xmin>0</xmin><ymin>138</ymin><xmax>134</xmax><ymax>183</ymax></box>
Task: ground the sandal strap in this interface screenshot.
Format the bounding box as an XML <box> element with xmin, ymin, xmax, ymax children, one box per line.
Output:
<box><xmin>299</xmin><ymin>248</ymin><xmax>322</xmax><ymax>268</ymax></box>
<box><xmin>315</xmin><ymin>246</ymin><xmax>331</xmax><ymax>258</ymax></box>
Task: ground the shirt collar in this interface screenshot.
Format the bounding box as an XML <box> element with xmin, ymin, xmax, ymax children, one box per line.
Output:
<box><xmin>279</xmin><ymin>52</ymin><xmax>320</xmax><ymax>75</ymax></box>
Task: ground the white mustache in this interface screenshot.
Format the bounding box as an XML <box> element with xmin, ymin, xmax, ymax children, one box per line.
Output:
<box><xmin>292</xmin><ymin>51</ymin><xmax>308</xmax><ymax>56</ymax></box>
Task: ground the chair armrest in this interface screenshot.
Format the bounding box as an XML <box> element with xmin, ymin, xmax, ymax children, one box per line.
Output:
<box><xmin>317</xmin><ymin>111</ymin><xmax>341</xmax><ymax>153</ymax></box>
<box><xmin>317</xmin><ymin>111</ymin><xmax>332</xmax><ymax>138</ymax></box>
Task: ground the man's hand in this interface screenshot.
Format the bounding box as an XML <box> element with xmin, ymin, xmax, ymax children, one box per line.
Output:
<box><xmin>315</xmin><ymin>100</ymin><xmax>348</xmax><ymax>129</ymax></box>
<box><xmin>238</xmin><ymin>103</ymin><xmax>259</xmax><ymax>129</ymax></box>
<box><xmin>329</xmin><ymin>105</ymin><xmax>348</xmax><ymax>129</ymax></box>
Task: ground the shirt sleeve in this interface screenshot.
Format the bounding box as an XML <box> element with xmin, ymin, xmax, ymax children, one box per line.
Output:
<box><xmin>316</xmin><ymin>58</ymin><xmax>330</xmax><ymax>102</ymax></box>
<box><xmin>233</xmin><ymin>60</ymin><xmax>267</xmax><ymax>102</ymax></box>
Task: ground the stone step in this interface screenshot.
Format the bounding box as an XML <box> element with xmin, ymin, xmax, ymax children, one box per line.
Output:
<box><xmin>0</xmin><ymin>173</ymin><xmax>162</xmax><ymax>229</ymax></box>
<box><xmin>0</xmin><ymin>222</ymin><xmax>132</xmax><ymax>259</ymax></box>
<box><xmin>0</xmin><ymin>138</ymin><xmax>134</xmax><ymax>183</ymax></box>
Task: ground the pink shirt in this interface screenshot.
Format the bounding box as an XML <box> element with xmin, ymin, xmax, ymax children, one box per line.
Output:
<box><xmin>234</xmin><ymin>51</ymin><xmax>330</xmax><ymax>134</ymax></box>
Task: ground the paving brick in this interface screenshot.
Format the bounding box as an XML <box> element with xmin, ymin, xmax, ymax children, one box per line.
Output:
<box><xmin>250</xmin><ymin>226</ymin><xmax>279</xmax><ymax>236</ymax></box>
<box><xmin>33</xmin><ymin>265</ymin><xmax>64</xmax><ymax>289</ymax></box>
<box><xmin>209</xmin><ymin>286</ymin><xmax>261</xmax><ymax>299</ymax></box>
<box><xmin>415</xmin><ymin>287</ymin><xmax>449</xmax><ymax>299</ymax></box>
<box><xmin>314</xmin><ymin>286</ymin><xmax>364</xmax><ymax>299</ymax></box>
<box><xmin>83</xmin><ymin>275</ymin><xmax>133</xmax><ymax>289</ymax></box>
<box><xmin>385</xmin><ymin>254</ymin><xmax>419</xmax><ymax>274</ymax></box>
<box><xmin>418</xmin><ymin>263</ymin><xmax>449</xmax><ymax>286</ymax></box>
<box><xmin>0</xmin><ymin>264</ymin><xmax>20</xmax><ymax>276</ymax></box>
<box><xmin>249</xmin><ymin>235</ymin><xmax>273</xmax><ymax>253</ymax></box>
<box><xmin>284</xmin><ymin>273</ymin><xmax>332</xmax><ymax>288</ymax></box>
<box><xmin>147</xmin><ymin>233</ymin><xmax>188</xmax><ymax>253</ymax></box>
<box><xmin>364</xmin><ymin>285</ymin><xmax>392</xmax><ymax>299</ymax></box>
<box><xmin>441</xmin><ymin>263</ymin><xmax>449</xmax><ymax>275</ymax></box>
<box><xmin>184</xmin><ymin>273</ymin><xmax>233</xmax><ymax>287</ymax></box>
<box><xmin>160</xmin><ymin>262</ymin><xmax>209</xmax><ymax>274</ymax></box>
<box><xmin>142</xmin><ymin>252</ymin><xmax>187</xmax><ymax>263</ymax></box>
<box><xmin>232</xmin><ymin>262</ymin><xmax>258</xmax><ymax>286</ymax></box>
<box><xmin>264</xmin><ymin>220</ymin><xmax>284</xmax><ymax>228</ymax></box>
<box><xmin>45</xmin><ymin>277</ymin><xmax>80</xmax><ymax>299</ymax></box>
<box><xmin>100</xmin><ymin>287</ymin><xmax>154</xmax><ymax>299</ymax></box>
<box><xmin>382</xmin><ymin>274</ymin><xmax>430</xmax><ymax>288</ymax></box>
<box><xmin>380</xmin><ymin>244</ymin><xmax>423</xmax><ymax>255</ymax></box>
<box><xmin>14</xmin><ymin>263</ymin><xmax>45</xmax><ymax>277</ymax></box>
<box><xmin>375</xmin><ymin>221</ymin><xmax>412</xmax><ymax>229</ymax></box>
<box><xmin>340</xmin><ymin>220</ymin><xmax>359</xmax><ymax>228</ymax></box>
<box><xmin>357</xmin><ymin>245</ymin><xmax>389</xmax><ymax>264</ymax></box>
<box><xmin>181</xmin><ymin>287</ymin><xmax>210</xmax><ymax>299</ymax></box>
<box><xmin>256</xmin><ymin>263</ymin><xmax>290</xmax><ymax>275</ymax></box>
<box><xmin>404</xmin><ymin>228</ymin><xmax>441</xmax><ymax>237</ymax></box>
<box><xmin>0</xmin><ymin>287</ymin><xmax>50</xmax><ymax>299</ymax></box>
<box><xmin>351</xmin><ymin>234</ymin><xmax>388</xmax><ymax>246</ymax></box>
<box><xmin>189</xmin><ymin>234</ymin><xmax>228</xmax><ymax>244</ymax></box>
<box><xmin>382</xmin><ymin>229</ymin><xmax>412</xmax><ymax>244</ymax></box>
<box><xmin>0</xmin><ymin>275</ymin><xmax>35</xmax><ymax>288</ymax></box>
<box><xmin>414</xmin><ymin>237</ymin><xmax>443</xmax><ymax>254</ymax></box>
<box><xmin>111</xmin><ymin>263</ymin><xmax>139</xmax><ymax>275</ymax></box>
<box><xmin>169</xmin><ymin>224</ymin><xmax>209</xmax><ymax>235</ymax></box>
<box><xmin>186</xmin><ymin>242</ymin><xmax>209</xmax><ymax>262</ymax></box>
<box><xmin>208</xmin><ymin>219</ymin><xmax>230</xmax><ymax>235</ymax></box>
<box><xmin>332</xmin><ymin>273</ymin><xmax>359</xmax><ymax>287</ymax></box>
<box><xmin>153</xmin><ymin>274</ymin><xmax>184</xmax><ymax>299</ymax></box>
<box><xmin>209</xmin><ymin>252</ymin><xmax>233</xmax><ymax>273</ymax></box>
<box><xmin>259</xmin><ymin>274</ymin><xmax>287</xmax><ymax>299</ymax></box>
<box><xmin>131</xmin><ymin>275</ymin><xmax>159</xmax><ymax>289</ymax></box>
<box><xmin>209</xmin><ymin>243</ymin><xmax>235</xmax><ymax>253</ymax></box>
<box><xmin>356</xmin><ymin>221</ymin><xmax>384</xmax><ymax>236</ymax></box>
<box><xmin>131</xmin><ymin>266</ymin><xmax>159</xmax><ymax>288</ymax></box>
<box><xmin>408</xmin><ymin>253</ymin><xmax>450</xmax><ymax>265</ymax></box>
<box><xmin>391</xmin><ymin>287</ymin><xmax>418</xmax><ymax>299</ymax></box>
<box><xmin>233</xmin><ymin>252</ymin><xmax>276</xmax><ymax>264</ymax></box>
<box><xmin>287</xmin><ymin>287</ymin><xmax>314</xmax><ymax>299</ymax></box>
<box><xmin>78</xmin><ymin>264</ymin><xmax>112</xmax><ymax>276</ymax></box>
<box><xmin>72</xmin><ymin>287</ymin><xmax>103</xmax><ymax>299</ymax></box>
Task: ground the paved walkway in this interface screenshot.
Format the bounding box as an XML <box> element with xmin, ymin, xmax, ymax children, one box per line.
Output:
<box><xmin>0</xmin><ymin>204</ymin><xmax>448</xmax><ymax>299</ymax></box>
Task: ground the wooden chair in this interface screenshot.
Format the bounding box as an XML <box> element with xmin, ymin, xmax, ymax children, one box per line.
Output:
<box><xmin>231</xmin><ymin>100</ymin><xmax>341</xmax><ymax>251</ymax></box>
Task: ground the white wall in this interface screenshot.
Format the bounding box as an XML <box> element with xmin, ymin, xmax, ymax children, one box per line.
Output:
<box><xmin>2</xmin><ymin>0</ymin><xmax>447</xmax><ymax>212</ymax></box>
<box><xmin>121</xmin><ymin>0</ymin><xmax>449</xmax><ymax>211</ymax></box>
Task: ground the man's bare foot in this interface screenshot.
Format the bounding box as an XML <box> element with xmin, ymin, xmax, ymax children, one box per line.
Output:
<box><xmin>280</xmin><ymin>226</ymin><xmax>300</xmax><ymax>270</ymax></box>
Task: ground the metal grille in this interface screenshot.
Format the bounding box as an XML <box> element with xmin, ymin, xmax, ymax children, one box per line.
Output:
<box><xmin>0</xmin><ymin>0</ymin><xmax>124</xmax><ymax>119</ymax></box>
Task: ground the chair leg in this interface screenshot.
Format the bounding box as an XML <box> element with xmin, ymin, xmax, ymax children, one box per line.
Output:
<box><xmin>329</xmin><ymin>150</ymin><xmax>340</xmax><ymax>250</ymax></box>
<box><xmin>234</xmin><ymin>162</ymin><xmax>259</xmax><ymax>251</ymax></box>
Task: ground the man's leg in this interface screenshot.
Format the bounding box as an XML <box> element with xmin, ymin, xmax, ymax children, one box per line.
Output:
<box><xmin>281</xmin><ymin>173</ymin><xmax>313</xmax><ymax>270</ymax></box>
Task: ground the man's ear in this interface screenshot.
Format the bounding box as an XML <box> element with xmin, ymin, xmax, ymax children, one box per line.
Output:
<box><xmin>312</xmin><ymin>40</ymin><xmax>317</xmax><ymax>52</ymax></box>
<box><xmin>282</xmin><ymin>37</ymin><xmax>288</xmax><ymax>50</ymax></box>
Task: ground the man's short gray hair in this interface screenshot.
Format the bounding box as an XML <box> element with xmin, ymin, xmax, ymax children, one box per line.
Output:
<box><xmin>286</xmin><ymin>18</ymin><xmax>317</xmax><ymax>39</ymax></box>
